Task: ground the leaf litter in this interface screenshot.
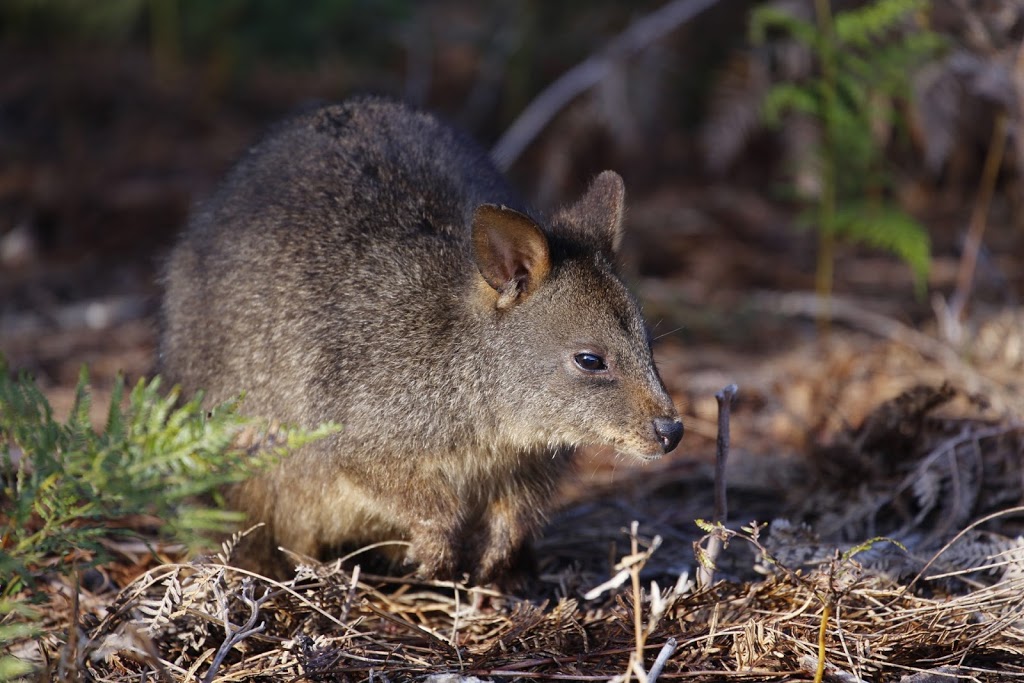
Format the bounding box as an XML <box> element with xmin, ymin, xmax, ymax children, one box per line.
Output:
<box><xmin>11</xmin><ymin>324</ymin><xmax>1024</xmax><ymax>682</ymax></box>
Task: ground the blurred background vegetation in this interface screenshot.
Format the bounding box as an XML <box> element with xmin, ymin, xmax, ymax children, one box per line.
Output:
<box><xmin>1</xmin><ymin>0</ymin><xmax>1022</xmax><ymax>380</ymax></box>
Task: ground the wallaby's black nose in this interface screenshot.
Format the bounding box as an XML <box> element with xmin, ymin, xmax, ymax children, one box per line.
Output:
<box><xmin>653</xmin><ymin>417</ymin><xmax>683</xmax><ymax>453</ymax></box>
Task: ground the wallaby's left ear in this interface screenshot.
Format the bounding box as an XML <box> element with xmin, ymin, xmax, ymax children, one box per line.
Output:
<box><xmin>554</xmin><ymin>170</ymin><xmax>625</xmax><ymax>257</ymax></box>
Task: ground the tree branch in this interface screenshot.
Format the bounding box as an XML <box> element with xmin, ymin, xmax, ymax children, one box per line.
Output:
<box><xmin>490</xmin><ymin>0</ymin><xmax>722</xmax><ymax>170</ymax></box>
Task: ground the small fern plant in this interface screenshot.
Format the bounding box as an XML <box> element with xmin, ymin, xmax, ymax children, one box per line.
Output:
<box><xmin>751</xmin><ymin>0</ymin><xmax>943</xmax><ymax>304</ymax></box>
<box><xmin>0</xmin><ymin>358</ymin><xmax>337</xmax><ymax>597</ymax></box>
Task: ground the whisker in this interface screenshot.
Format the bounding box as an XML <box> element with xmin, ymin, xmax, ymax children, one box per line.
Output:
<box><xmin>654</xmin><ymin>324</ymin><xmax>685</xmax><ymax>341</ymax></box>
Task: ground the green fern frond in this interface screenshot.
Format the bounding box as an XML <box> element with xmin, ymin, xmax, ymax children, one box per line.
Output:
<box><xmin>67</xmin><ymin>366</ymin><xmax>93</xmax><ymax>453</ymax></box>
<box><xmin>0</xmin><ymin>359</ymin><xmax>337</xmax><ymax>595</ymax></box>
<box><xmin>103</xmin><ymin>374</ymin><xmax>126</xmax><ymax>441</ymax></box>
<box><xmin>834</xmin><ymin>204</ymin><xmax>931</xmax><ymax>294</ymax></box>
<box><xmin>0</xmin><ymin>599</ymin><xmax>38</xmax><ymax>680</ymax></box>
<box><xmin>763</xmin><ymin>83</ymin><xmax>821</xmax><ymax>125</ymax></box>
<box><xmin>749</xmin><ymin>0</ymin><xmax>941</xmax><ymax>303</ymax></box>
<box><xmin>842</xmin><ymin>536</ymin><xmax>908</xmax><ymax>561</ymax></box>
<box><xmin>695</xmin><ymin>518</ymin><xmax>717</xmax><ymax>533</ymax></box>
<box><xmin>835</xmin><ymin>0</ymin><xmax>927</xmax><ymax>47</ymax></box>
<box><xmin>287</xmin><ymin>420</ymin><xmax>343</xmax><ymax>449</ymax></box>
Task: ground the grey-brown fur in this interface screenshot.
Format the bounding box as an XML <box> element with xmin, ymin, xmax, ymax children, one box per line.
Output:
<box><xmin>160</xmin><ymin>97</ymin><xmax>682</xmax><ymax>582</ymax></box>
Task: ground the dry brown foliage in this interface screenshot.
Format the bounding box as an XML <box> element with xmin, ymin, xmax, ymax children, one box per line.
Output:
<box><xmin>12</xmin><ymin>380</ymin><xmax>1024</xmax><ymax>682</ymax></box>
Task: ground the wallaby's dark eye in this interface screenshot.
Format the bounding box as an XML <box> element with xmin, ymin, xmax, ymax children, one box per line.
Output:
<box><xmin>573</xmin><ymin>352</ymin><xmax>607</xmax><ymax>372</ymax></box>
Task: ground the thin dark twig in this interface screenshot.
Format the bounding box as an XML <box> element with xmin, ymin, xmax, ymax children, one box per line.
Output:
<box><xmin>714</xmin><ymin>383</ymin><xmax>737</xmax><ymax>525</ymax></box>
<box><xmin>696</xmin><ymin>384</ymin><xmax>738</xmax><ymax>589</ymax></box>
<box><xmin>340</xmin><ymin>563</ymin><xmax>360</xmax><ymax>625</ymax></box>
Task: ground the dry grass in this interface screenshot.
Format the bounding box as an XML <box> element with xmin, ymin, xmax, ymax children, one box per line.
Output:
<box><xmin>12</xmin><ymin>383</ymin><xmax>1024</xmax><ymax>682</ymax></box>
<box><xmin>47</xmin><ymin>534</ymin><xmax>1024</xmax><ymax>681</ymax></box>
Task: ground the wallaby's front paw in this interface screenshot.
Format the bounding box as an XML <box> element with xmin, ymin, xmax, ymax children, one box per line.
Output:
<box><xmin>473</xmin><ymin>553</ymin><xmax>508</xmax><ymax>586</ymax></box>
<box><xmin>474</xmin><ymin>538</ymin><xmax>538</xmax><ymax>590</ymax></box>
<box><xmin>470</xmin><ymin>497</ymin><xmax>538</xmax><ymax>586</ymax></box>
<box><xmin>407</xmin><ymin>526</ymin><xmax>459</xmax><ymax>580</ymax></box>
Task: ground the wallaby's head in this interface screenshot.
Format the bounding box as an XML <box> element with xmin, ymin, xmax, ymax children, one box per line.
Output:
<box><xmin>471</xmin><ymin>171</ymin><xmax>683</xmax><ymax>460</ymax></box>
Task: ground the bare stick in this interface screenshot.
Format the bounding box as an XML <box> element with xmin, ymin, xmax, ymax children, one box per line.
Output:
<box><xmin>340</xmin><ymin>563</ymin><xmax>360</xmax><ymax>625</ymax></box>
<box><xmin>713</xmin><ymin>384</ymin><xmax>737</xmax><ymax>525</ymax></box>
<box><xmin>490</xmin><ymin>0</ymin><xmax>721</xmax><ymax>170</ymax></box>
<box><xmin>647</xmin><ymin>637</ymin><xmax>678</xmax><ymax>683</ymax></box>
<box><xmin>696</xmin><ymin>384</ymin><xmax>738</xmax><ymax>589</ymax></box>
<box><xmin>629</xmin><ymin>521</ymin><xmax>645</xmax><ymax>670</ymax></box>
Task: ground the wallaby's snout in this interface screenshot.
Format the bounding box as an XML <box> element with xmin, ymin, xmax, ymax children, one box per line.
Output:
<box><xmin>653</xmin><ymin>416</ymin><xmax>684</xmax><ymax>453</ymax></box>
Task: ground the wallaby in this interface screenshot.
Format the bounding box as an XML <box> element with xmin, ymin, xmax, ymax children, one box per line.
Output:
<box><xmin>160</xmin><ymin>97</ymin><xmax>682</xmax><ymax>583</ymax></box>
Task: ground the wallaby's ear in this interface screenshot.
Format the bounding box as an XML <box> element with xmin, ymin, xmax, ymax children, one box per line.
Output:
<box><xmin>472</xmin><ymin>205</ymin><xmax>551</xmax><ymax>308</ymax></box>
<box><xmin>555</xmin><ymin>170</ymin><xmax>625</xmax><ymax>256</ymax></box>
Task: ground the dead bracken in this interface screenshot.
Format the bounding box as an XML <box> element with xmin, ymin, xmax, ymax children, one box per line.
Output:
<box><xmin>16</xmin><ymin>382</ymin><xmax>1024</xmax><ymax>682</ymax></box>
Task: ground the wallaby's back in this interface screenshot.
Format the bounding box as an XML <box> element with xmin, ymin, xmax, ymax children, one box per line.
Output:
<box><xmin>161</xmin><ymin>97</ymin><xmax>683</xmax><ymax>582</ymax></box>
<box><xmin>163</xmin><ymin>100</ymin><xmax>516</xmax><ymax>424</ymax></box>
